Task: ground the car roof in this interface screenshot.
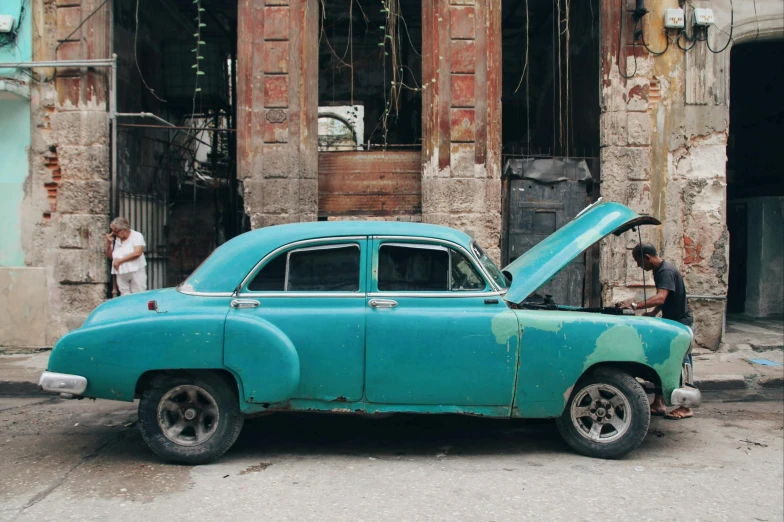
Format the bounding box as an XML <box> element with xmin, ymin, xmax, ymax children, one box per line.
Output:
<box><xmin>180</xmin><ymin>221</ymin><xmax>475</xmax><ymax>293</ymax></box>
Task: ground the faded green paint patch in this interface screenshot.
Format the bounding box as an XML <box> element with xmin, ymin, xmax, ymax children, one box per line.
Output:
<box><xmin>491</xmin><ymin>311</ymin><xmax>519</xmax><ymax>345</ymax></box>
<box><xmin>519</xmin><ymin>314</ymin><xmax>564</xmax><ymax>334</ymax></box>
<box><xmin>583</xmin><ymin>324</ymin><xmax>647</xmax><ymax>370</ymax></box>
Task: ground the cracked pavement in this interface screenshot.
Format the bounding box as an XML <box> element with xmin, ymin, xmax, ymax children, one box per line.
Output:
<box><xmin>0</xmin><ymin>396</ymin><xmax>782</xmax><ymax>521</ymax></box>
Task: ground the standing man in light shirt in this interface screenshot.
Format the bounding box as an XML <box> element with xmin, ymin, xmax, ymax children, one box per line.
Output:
<box><xmin>106</xmin><ymin>217</ymin><xmax>148</xmax><ymax>296</ymax></box>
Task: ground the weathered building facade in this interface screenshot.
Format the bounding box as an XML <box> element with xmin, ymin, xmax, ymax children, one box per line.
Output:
<box><xmin>1</xmin><ymin>0</ymin><xmax>782</xmax><ymax>350</ymax></box>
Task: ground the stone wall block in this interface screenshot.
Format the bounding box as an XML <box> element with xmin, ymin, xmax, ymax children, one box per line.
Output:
<box><xmin>600</xmin><ymin>112</ymin><xmax>628</xmax><ymax>147</ymax></box>
<box><xmin>58</xmin><ymin>248</ymin><xmax>109</xmax><ymax>284</ymax></box>
<box><xmin>449</xmin><ymin>143</ymin><xmax>477</xmax><ymax>177</ymax></box>
<box><xmin>691</xmin><ymin>300</ymin><xmax>724</xmax><ymax>350</ymax></box>
<box><xmin>50</xmin><ymin>111</ymin><xmax>109</xmax><ymax>146</ymax></box>
<box><xmin>625</xmin><ymin>181</ymin><xmax>652</xmax><ymax>215</ymax></box>
<box><xmin>485</xmin><ymin>178</ymin><xmax>502</xmax><ymax>214</ymax></box>
<box><xmin>261</xmin><ymin>145</ymin><xmax>297</xmax><ymax>179</ymax></box>
<box><xmin>449</xmin><ymin>178</ymin><xmax>485</xmax><ymax>213</ymax></box>
<box><xmin>59</xmin><ymin>284</ymin><xmax>107</xmax><ymax>315</ymax></box>
<box><xmin>599</xmin><ymin>236</ymin><xmax>627</xmax><ymax>286</ymax></box>
<box><xmin>422</xmin><ymin>178</ymin><xmax>450</xmax><ymax>214</ymax></box>
<box><xmin>57</xmin><ymin>145</ymin><xmax>110</xmax><ymax>181</ymax></box>
<box><xmin>421</xmin><ymin>213</ymin><xmax>451</xmax><ymax>227</ymax></box>
<box><xmin>57</xmin><ymin>214</ymin><xmax>109</xmax><ymax>249</ymax></box>
<box><xmin>625</xmin><ymin>78</ymin><xmax>651</xmax><ymax>112</ymax></box>
<box><xmin>627</xmin><ymin>113</ymin><xmax>653</xmax><ymax>146</ymax></box>
<box><xmin>298</xmin><ymin>179</ymin><xmax>318</xmax><ymax>214</ymax></box>
<box><xmin>257</xmin><ymin>179</ymin><xmax>299</xmax><ymax>214</ymax></box>
<box><xmin>450</xmin><ymin>213</ymin><xmax>501</xmax><ymax>250</ymax></box>
<box><xmin>57</xmin><ymin>181</ymin><xmax>110</xmax><ymax>214</ymax></box>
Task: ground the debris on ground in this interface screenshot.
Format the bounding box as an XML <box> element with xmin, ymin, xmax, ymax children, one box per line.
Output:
<box><xmin>740</xmin><ymin>439</ymin><xmax>768</xmax><ymax>447</ymax></box>
<box><xmin>239</xmin><ymin>462</ymin><xmax>272</xmax><ymax>475</ymax></box>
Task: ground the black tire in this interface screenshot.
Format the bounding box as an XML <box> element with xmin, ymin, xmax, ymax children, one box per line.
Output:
<box><xmin>555</xmin><ymin>368</ymin><xmax>650</xmax><ymax>459</ymax></box>
<box><xmin>138</xmin><ymin>372</ymin><xmax>244</xmax><ymax>465</ymax></box>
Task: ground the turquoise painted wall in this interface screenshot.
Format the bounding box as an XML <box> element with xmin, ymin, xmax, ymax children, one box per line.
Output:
<box><xmin>0</xmin><ymin>99</ymin><xmax>29</xmax><ymax>266</ymax></box>
<box><xmin>0</xmin><ymin>0</ymin><xmax>32</xmax><ymax>73</ymax></box>
<box><xmin>0</xmin><ymin>0</ymin><xmax>32</xmax><ymax>266</ymax></box>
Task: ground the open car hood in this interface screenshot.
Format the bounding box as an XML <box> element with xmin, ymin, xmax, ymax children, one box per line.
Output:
<box><xmin>502</xmin><ymin>201</ymin><xmax>660</xmax><ymax>304</ymax></box>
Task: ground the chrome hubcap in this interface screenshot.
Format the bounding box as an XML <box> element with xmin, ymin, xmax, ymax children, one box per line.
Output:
<box><xmin>157</xmin><ymin>385</ymin><xmax>219</xmax><ymax>447</ymax></box>
<box><xmin>571</xmin><ymin>384</ymin><xmax>631</xmax><ymax>443</ymax></box>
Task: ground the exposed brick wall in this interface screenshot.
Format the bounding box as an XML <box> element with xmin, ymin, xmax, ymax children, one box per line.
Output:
<box><xmin>23</xmin><ymin>0</ymin><xmax>112</xmax><ymax>340</ymax></box>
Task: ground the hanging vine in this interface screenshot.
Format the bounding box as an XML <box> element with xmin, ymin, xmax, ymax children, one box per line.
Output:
<box><xmin>191</xmin><ymin>0</ymin><xmax>207</xmax><ymax>119</ymax></box>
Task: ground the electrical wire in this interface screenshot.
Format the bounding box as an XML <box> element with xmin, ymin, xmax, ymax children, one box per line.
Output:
<box><xmin>640</xmin><ymin>22</ymin><xmax>670</xmax><ymax>56</ymax></box>
<box><xmin>638</xmin><ymin>227</ymin><xmax>647</xmax><ymax>311</ymax></box>
<box><xmin>706</xmin><ymin>0</ymin><xmax>734</xmax><ymax>54</ymax></box>
<box><xmin>677</xmin><ymin>29</ymin><xmax>697</xmax><ymax>51</ymax></box>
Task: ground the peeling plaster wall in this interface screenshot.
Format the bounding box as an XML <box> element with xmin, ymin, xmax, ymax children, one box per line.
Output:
<box><xmin>2</xmin><ymin>0</ymin><xmax>113</xmax><ymax>349</ymax></box>
<box><xmin>600</xmin><ymin>0</ymin><xmax>784</xmax><ymax>349</ymax></box>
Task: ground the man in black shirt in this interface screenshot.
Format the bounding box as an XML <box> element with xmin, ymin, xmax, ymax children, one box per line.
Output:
<box><xmin>618</xmin><ymin>242</ymin><xmax>695</xmax><ymax>419</ymax></box>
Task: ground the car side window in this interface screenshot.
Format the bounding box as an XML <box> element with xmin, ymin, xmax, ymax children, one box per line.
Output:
<box><xmin>378</xmin><ymin>244</ymin><xmax>449</xmax><ymax>291</ymax></box>
<box><xmin>450</xmin><ymin>249</ymin><xmax>485</xmax><ymax>290</ymax></box>
<box><xmin>247</xmin><ymin>244</ymin><xmax>360</xmax><ymax>292</ymax></box>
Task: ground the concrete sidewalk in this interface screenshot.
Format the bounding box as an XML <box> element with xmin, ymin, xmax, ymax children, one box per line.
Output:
<box><xmin>1</xmin><ymin>345</ymin><xmax>781</xmax><ymax>398</ymax></box>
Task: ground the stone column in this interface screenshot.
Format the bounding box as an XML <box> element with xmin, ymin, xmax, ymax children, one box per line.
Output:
<box><xmin>598</xmin><ymin>0</ymin><xmax>733</xmax><ymax>350</ymax></box>
<box><xmin>237</xmin><ymin>0</ymin><xmax>319</xmax><ymax>228</ymax></box>
<box><xmin>421</xmin><ymin>0</ymin><xmax>502</xmax><ymax>261</ymax></box>
<box><xmin>24</xmin><ymin>0</ymin><xmax>112</xmax><ymax>338</ymax></box>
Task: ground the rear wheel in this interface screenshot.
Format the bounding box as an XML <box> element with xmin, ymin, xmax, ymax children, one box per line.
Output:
<box><xmin>138</xmin><ymin>373</ymin><xmax>244</xmax><ymax>464</ymax></box>
<box><xmin>555</xmin><ymin>368</ymin><xmax>650</xmax><ymax>459</ymax></box>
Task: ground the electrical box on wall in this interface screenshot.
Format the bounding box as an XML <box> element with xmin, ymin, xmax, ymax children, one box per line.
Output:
<box><xmin>693</xmin><ymin>8</ymin><xmax>715</xmax><ymax>26</ymax></box>
<box><xmin>0</xmin><ymin>14</ymin><xmax>17</xmax><ymax>33</ymax></box>
<box><xmin>664</xmin><ymin>8</ymin><xmax>685</xmax><ymax>29</ymax></box>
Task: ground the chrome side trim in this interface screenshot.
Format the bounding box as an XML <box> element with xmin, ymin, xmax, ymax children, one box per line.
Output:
<box><xmin>371</xmin><ymin>235</ymin><xmax>501</xmax><ymax>292</ymax></box>
<box><xmin>238</xmin><ymin>236</ymin><xmax>367</xmax><ymax>294</ymax></box>
<box><xmin>177</xmin><ymin>289</ymin><xmax>234</xmax><ymax>297</ymax></box>
<box><xmin>238</xmin><ymin>292</ymin><xmax>366</xmax><ymax>298</ymax></box>
<box><xmin>367</xmin><ymin>290</ymin><xmax>505</xmax><ymax>299</ymax></box>
<box><xmin>39</xmin><ymin>371</ymin><xmax>88</xmax><ymax>395</ymax></box>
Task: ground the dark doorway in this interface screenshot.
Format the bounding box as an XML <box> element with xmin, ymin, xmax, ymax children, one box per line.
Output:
<box><xmin>316</xmin><ymin>0</ymin><xmax>423</xmax><ymax>220</ymax></box>
<box><xmin>500</xmin><ymin>0</ymin><xmax>601</xmax><ymax>307</ymax></box>
<box><xmin>501</xmin><ymin>0</ymin><xmax>600</xmax><ymax>157</ymax></box>
<box><xmin>726</xmin><ymin>40</ymin><xmax>784</xmax><ymax>316</ymax></box>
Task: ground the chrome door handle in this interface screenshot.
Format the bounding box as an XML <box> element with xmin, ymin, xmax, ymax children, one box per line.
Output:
<box><xmin>231</xmin><ymin>299</ymin><xmax>260</xmax><ymax>309</ymax></box>
<box><xmin>369</xmin><ymin>299</ymin><xmax>398</xmax><ymax>309</ymax></box>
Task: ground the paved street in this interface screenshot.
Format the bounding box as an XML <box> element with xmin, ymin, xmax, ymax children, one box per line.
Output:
<box><xmin>1</xmin><ymin>396</ymin><xmax>782</xmax><ymax>521</ymax></box>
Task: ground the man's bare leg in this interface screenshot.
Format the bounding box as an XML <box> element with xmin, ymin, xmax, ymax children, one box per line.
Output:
<box><xmin>651</xmin><ymin>394</ymin><xmax>666</xmax><ymax>415</ymax></box>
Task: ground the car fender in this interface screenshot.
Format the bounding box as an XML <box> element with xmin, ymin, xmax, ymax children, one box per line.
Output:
<box><xmin>512</xmin><ymin>310</ymin><xmax>691</xmax><ymax>417</ymax></box>
<box><xmin>224</xmin><ymin>313</ymin><xmax>301</xmax><ymax>404</ymax></box>
<box><xmin>46</xmin><ymin>312</ymin><xmax>227</xmax><ymax>402</ymax></box>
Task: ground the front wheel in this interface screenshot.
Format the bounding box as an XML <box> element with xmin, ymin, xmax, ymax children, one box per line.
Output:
<box><xmin>555</xmin><ymin>368</ymin><xmax>650</xmax><ymax>459</ymax></box>
<box><xmin>138</xmin><ymin>373</ymin><xmax>244</xmax><ymax>464</ymax></box>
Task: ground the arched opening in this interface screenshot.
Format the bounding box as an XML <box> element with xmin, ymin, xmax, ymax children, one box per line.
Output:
<box><xmin>726</xmin><ymin>40</ymin><xmax>784</xmax><ymax>325</ymax></box>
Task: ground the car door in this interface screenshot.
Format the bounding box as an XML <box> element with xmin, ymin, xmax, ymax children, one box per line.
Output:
<box><xmin>224</xmin><ymin>237</ymin><xmax>368</xmax><ymax>403</ymax></box>
<box><xmin>364</xmin><ymin>238</ymin><xmax>519</xmax><ymax>409</ymax></box>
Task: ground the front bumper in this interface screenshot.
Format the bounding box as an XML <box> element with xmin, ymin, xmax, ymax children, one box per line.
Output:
<box><xmin>670</xmin><ymin>360</ymin><xmax>701</xmax><ymax>408</ymax></box>
<box><xmin>38</xmin><ymin>371</ymin><xmax>88</xmax><ymax>395</ymax></box>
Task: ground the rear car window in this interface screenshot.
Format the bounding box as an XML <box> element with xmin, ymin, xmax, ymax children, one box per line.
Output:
<box><xmin>248</xmin><ymin>244</ymin><xmax>360</xmax><ymax>292</ymax></box>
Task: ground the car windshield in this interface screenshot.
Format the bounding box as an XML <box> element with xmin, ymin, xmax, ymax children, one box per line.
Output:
<box><xmin>471</xmin><ymin>241</ymin><xmax>509</xmax><ymax>289</ymax></box>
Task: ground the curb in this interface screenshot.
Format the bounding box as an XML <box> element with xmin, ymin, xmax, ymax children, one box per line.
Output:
<box><xmin>0</xmin><ymin>380</ymin><xmax>45</xmax><ymax>396</ymax></box>
<box><xmin>695</xmin><ymin>374</ymin><xmax>747</xmax><ymax>391</ymax></box>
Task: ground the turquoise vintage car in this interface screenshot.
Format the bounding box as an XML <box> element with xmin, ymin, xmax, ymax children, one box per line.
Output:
<box><xmin>39</xmin><ymin>201</ymin><xmax>700</xmax><ymax>463</ymax></box>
